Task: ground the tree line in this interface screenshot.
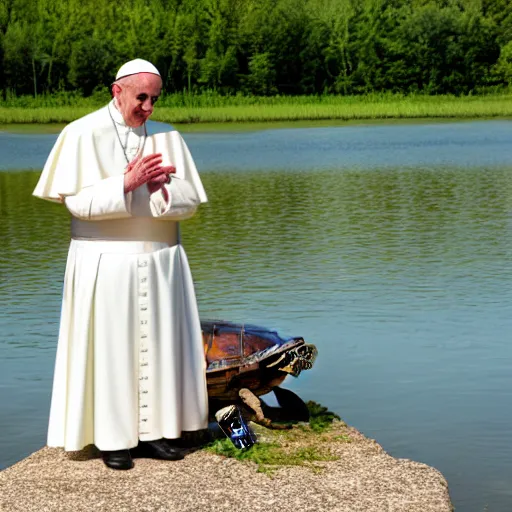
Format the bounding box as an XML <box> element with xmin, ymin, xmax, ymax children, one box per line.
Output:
<box><xmin>1</xmin><ymin>0</ymin><xmax>512</xmax><ymax>99</ymax></box>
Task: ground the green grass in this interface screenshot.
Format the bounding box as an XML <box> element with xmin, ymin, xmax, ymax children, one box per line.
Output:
<box><xmin>2</xmin><ymin>92</ymin><xmax>512</xmax><ymax>125</ymax></box>
<box><xmin>204</xmin><ymin>401</ymin><xmax>344</xmax><ymax>474</ymax></box>
<box><xmin>1</xmin><ymin>116</ymin><xmax>499</xmax><ymax>136</ymax></box>
<box><xmin>205</xmin><ymin>438</ymin><xmax>337</xmax><ymax>474</ymax></box>
<box><xmin>306</xmin><ymin>401</ymin><xmax>341</xmax><ymax>433</ymax></box>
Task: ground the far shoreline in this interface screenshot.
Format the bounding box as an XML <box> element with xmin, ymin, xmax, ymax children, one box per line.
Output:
<box><xmin>1</xmin><ymin>115</ymin><xmax>511</xmax><ymax>135</ymax></box>
<box><xmin>2</xmin><ymin>92</ymin><xmax>512</xmax><ymax>129</ymax></box>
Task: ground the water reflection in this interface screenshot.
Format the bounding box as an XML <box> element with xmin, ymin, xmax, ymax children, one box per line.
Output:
<box><xmin>1</xmin><ymin>158</ymin><xmax>512</xmax><ymax>511</ymax></box>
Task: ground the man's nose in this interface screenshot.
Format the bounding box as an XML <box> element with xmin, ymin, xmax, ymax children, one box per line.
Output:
<box><xmin>141</xmin><ymin>99</ymin><xmax>153</xmax><ymax>113</ymax></box>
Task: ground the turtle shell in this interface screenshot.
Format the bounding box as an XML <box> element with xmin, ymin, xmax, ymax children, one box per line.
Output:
<box><xmin>201</xmin><ymin>320</ymin><xmax>305</xmax><ymax>373</ymax></box>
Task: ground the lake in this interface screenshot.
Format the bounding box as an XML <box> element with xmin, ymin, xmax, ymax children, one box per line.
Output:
<box><xmin>1</xmin><ymin>120</ymin><xmax>511</xmax><ymax>511</ymax></box>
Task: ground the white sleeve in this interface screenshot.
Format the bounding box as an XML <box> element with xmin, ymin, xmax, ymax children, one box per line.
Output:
<box><xmin>149</xmin><ymin>177</ymin><xmax>200</xmax><ymax>220</ymax></box>
<box><xmin>64</xmin><ymin>175</ymin><xmax>132</xmax><ymax>220</ymax></box>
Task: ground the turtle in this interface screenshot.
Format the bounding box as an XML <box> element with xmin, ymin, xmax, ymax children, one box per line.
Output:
<box><xmin>201</xmin><ymin>320</ymin><xmax>318</xmax><ymax>429</ymax></box>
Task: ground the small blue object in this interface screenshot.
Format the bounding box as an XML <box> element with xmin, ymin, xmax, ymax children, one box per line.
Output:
<box><xmin>215</xmin><ymin>405</ymin><xmax>257</xmax><ymax>450</ymax></box>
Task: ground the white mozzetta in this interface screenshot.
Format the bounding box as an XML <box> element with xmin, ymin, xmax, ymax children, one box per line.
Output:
<box><xmin>33</xmin><ymin>101</ymin><xmax>207</xmax><ymax>206</ymax></box>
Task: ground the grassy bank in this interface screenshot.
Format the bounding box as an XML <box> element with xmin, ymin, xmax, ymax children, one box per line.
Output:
<box><xmin>3</xmin><ymin>116</ymin><xmax>501</xmax><ymax>136</ymax></box>
<box><xmin>1</xmin><ymin>92</ymin><xmax>512</xmax><ymax>125</ymax></box>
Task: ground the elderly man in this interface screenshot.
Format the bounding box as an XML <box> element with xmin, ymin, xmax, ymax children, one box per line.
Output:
<box><xmin>33</xmin><ymin>59</ymin><xmax>209</xmax><ymax>470</ymax></box>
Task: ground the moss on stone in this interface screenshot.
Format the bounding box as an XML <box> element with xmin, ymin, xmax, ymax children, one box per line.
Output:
<box><xmin>204</xmin><ymin>401</ymin><xmax>346</xmax><ymax>474</ymax></box>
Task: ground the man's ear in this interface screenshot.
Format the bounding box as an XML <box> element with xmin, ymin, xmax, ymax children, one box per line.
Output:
<box><xmin>111</xmin><ymin>83</ymin><xmax>121</xmax><ymax>99</ymax></box>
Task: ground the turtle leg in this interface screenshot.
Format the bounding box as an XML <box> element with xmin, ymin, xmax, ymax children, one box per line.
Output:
<box><xmin>272</xmin><ymin>386</ymin><xmax>310</xmax><ymax>422</ymax></box>
<box><xmin>238</xmin><ymin>388</ymin><xmax>270</xmax><ymax>426</ymax></box>
<box><xmin>238</xmin><ymin>388</ymin><xmax>290</xmax><ymax>430</ymax></box>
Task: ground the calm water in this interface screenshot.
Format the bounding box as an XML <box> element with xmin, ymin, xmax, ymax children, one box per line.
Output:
<box><xmin>1</xmin><ymin>121</ymin><xmax>512</xmax><ymax>511</ymax></box>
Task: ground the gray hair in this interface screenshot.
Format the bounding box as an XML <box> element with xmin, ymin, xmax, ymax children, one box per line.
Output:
<box><xmin>112</xmin><ymin>74</ymin><xmax>138</xmax><ymax>90</ymax></box>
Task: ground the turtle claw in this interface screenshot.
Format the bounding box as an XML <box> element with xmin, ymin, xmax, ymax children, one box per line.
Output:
<box><xmin>238</xmin><ymin>388</ymin><xmax>292</xmax><ymax>430</ymax></box>
<box><xmin>237</xmin><ymin>387</ymin><xmax>312</xmax><ymax>429</ymax></box>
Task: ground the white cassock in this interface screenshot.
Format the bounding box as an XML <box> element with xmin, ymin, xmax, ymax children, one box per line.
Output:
<box><xmin>33</xmin><ymin>101</ymin><xmax>209</xmax><ymax>451</ymax></box>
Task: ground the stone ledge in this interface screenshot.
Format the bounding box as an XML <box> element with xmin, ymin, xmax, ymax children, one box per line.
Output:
<box><xmin>0</xmin><ymin>422</ymin><xmax>453</xmax><ymax>512</ymax></box>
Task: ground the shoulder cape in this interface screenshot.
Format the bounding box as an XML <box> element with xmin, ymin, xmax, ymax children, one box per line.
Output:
<box><xmin>33</xmin><ymin>105</ymin><xmax>207</xmax><ymax>204</ymax></box>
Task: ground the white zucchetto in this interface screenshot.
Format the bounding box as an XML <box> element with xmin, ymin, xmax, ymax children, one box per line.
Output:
<box><xmin>115</xmin><ymin>59</ymin><xmax>161</xmax><ymax>80</ymax></box>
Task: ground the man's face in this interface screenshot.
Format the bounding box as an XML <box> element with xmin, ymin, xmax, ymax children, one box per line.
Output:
<box><xmin>114</xmin><ymin>73</ymin><xmax>162</xmax><ymax>127</ymax></box>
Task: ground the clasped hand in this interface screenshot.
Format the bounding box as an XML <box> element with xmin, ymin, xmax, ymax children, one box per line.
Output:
<box><xmin>124</xmin><ymin>153</ymin><xmax>176</xmax><ymax>197</ymax></box>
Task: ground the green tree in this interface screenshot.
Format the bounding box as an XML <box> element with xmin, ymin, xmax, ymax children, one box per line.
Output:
<box><xmin>68</xmin><ymin>37</ymin><xmax>115</xmax><ymax>95</ymax></box>
<box><xmin>198</xmin><ymin>0</ymin><xmax>241</xmax><ymax>91</ymax></box>
<box><xmin>387</xmin><ymin>4</ymin><xmax>496</xmax><ymax>94</ymax></box>
<box><xmin>244</xmin><ymin>52</ymin><xmax>276</xmax><ymax>94</ymax></box>
<box><xmin>3</xmin><ymin>20</ymin><xmax>34</xmax><ymax>94</ymax></box>
<box><xmin>494</xmin><ymin>40</ymin><xmax>512</xmax><ymax>86</ymax></box>
<box><xmin>0</xmin><ymin>0</ymin><xmax>508</xmax><ymax>97</ymax></box>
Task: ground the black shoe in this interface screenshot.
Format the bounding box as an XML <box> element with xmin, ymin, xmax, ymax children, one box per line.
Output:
<box><xmin>138</xmin><ymin>439</ymin><xmax>185</xmax><ymax>461</ymax></box>
<box><xmin>101</xmin><ymin>449</ymin><xmax>134</xmax><ymax>470</ymax></box>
